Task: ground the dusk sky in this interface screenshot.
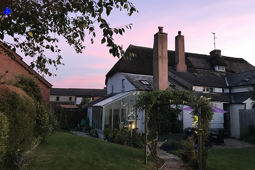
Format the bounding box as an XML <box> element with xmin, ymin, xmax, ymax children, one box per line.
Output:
<box><xmin>22</xmin><ymin>0</ymin><xmax>255</xmax><ymax>89</ymax></box>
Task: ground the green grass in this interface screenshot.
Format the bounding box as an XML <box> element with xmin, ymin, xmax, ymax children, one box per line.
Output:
<box><xmin>207</xmin><ymin>148</ymin><xmax>255</xmax><ymax>170</ymax></box>
<box><xmin>27</xmin><ymin>131</ymin><xmax>160</xmax><ymax>170</ymax></box>
<box><xmin>169</xmin><ymin>147</ymin><xmax>255</xmax><ymax>170</ymax></box>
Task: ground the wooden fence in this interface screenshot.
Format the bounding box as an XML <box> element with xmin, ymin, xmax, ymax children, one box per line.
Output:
<box><xmin>239</xmin><ymin>109</ymin><xmax>255</xmax><ymax>135</ymax></box>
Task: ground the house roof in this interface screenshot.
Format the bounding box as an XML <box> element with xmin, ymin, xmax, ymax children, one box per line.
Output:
<box><xmin>50</xmin><ymin>88</ymin><xmax>107</xmax><ymax>97</ymax></box>
<box><xmin>231</xmin><ymin>92</ymin><xmax>251</xmax><ymax>103</ymax></box>
<box><xmin>81</xmin><ymin>93</ymin><xmax>116</xmax><ymax>107</ymax></box>
<box><xmin>93</xmin><ymin>91</ymin><xmax>135</xmax><ymax>107</ymax></box>
<box><xmin>0</xmin><ymin>43</ymin><xmax>52</xmax><ymax>88</ymax></box>
<box><xmin>208</xmin><ymin>54</ymin><xmax>227</xmax><ymax>66</ymax></box>
<box><xmin>194</xmin><ymin>91</ymin><xmax>232</xmax><ymax>102</ymax></box>
<box><xmin>226</xmin><ymin>70</ymin><xmax>255</xmax><ymax>87</ymax></box>
<box><xmin>105</xmin><ymin>44</ymin><xmax>255</xmax><ymax>86</ymax></box>
<box><xmin>168</xmin><ymin>68</ymin><xmax>227</xmax><ymax>88</ymax></box>
<box><xmin>122</xmin><ymin>73</ymin><xmax>153</xmax><ymax>91</ymax></box>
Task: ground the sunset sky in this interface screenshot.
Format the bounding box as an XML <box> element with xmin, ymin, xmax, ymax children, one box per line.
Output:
<box><xmin>22</xmin><ymin>0</ymin><xmax>255</xmax><ymax>89</ymax></box>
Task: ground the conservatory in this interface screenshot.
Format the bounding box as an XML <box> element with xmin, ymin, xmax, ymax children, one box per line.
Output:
<box><xmin>87</xmin><ymin>91</ymin><xmax>140</xmax><ymax>137</ymax></box>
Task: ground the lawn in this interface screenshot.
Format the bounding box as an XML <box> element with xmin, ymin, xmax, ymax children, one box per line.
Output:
<box><xmin>169</xmin><ymin>147</ymin><xmax>255</xmax><ymax>170</ymax></box>
<box><xmin>27</xmin><ymin>131</ymin><xmax>160</xmax><ymax>170</ymax></box>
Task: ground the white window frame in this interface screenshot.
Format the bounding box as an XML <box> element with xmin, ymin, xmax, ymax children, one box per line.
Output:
<box><xmin>203</xmin><ymin>87</ymin><xmax>214</xmax><ymax>93</ymax></box>
<box><xmin>140</xmin><ymin>80</ymin><xmax>150</xmax><ymax>85</ymax></box>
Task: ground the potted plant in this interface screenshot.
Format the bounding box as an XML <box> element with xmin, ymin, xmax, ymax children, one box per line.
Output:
<box><xmin>114</xmin><ymin>133</ymin><xmax>121</xmax><ymax>144</ymax></box>
<box><xmin>184</xmin><ymin>136</ymin><xmax>196</xmax><ymax>162</ymax></box>
<box><xmin>119</xmin><ymin>134</ymin><xmax>127</xmax><ymax>146</ymax></box>
<box><xmin>103</xmin><ymin>128</ymin><xmax>111</xmax><ymax>140</ymax></box>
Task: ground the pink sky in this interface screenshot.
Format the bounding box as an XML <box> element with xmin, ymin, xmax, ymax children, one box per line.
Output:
<box><xmin>21</xmin><ymin>0</ymin><xmax>255</xmax><ymax>89</ymax></box>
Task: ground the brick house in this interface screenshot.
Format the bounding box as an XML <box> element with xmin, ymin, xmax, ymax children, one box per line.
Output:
<box><xmin>0</xmin><ymin>43</ymin><xmax>52</xmax><ymax>103</ymax></box>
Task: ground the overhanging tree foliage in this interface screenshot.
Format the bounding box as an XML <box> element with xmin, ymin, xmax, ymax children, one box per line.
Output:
<box><xmin>0</xmin><ymin>0</ymin><xmax>137</xmax><ymax>76</ymax></box>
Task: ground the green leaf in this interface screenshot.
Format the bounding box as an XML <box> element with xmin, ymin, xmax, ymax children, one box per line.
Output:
<box><xmin>113</xmin><ymin>28</ymin><xmax>118</xmax><ymax>34</ymax></box>
<box><xmin>106</xmin><ymin>7</ymin><xmax>112</xmax><ymax>16</ymax></box>
<box><xmin>101</xmin><ymin>37</ymin><xmax>106</xmax><ymax>44</ymax></box>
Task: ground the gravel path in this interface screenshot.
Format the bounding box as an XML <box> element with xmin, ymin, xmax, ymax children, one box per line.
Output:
<box><xmin>212</xmin><ymin>138</ymin><xmax>255</xmax><ymax>149</ymax></box>
<box><xmin>158</xmin><ymin>149</ymin><xmax>188</xmax><ymax>170</ymax></box>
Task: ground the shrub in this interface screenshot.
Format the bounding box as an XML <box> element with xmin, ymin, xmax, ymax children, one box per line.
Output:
<box><xmin>4</xmin><ymin>74</ymin><xmax>43</xmax><ymax>103</ymax></box>
<box><xmin>185</xmin><ymin>136</ymin><xmax>195</xmax><ymax>152</ymax></box>
<box><xmin>84</xmin><ymin>125</ymin><xmax>91</xmax><ymax>133</ymax></box>
<box><xmin>103</xmin><ymin>128</ymin><xmax>111</xmax><ymax>139</ymax></box>
<box><xmin>160</xmin><ymin>140</ymin><xmax>181</xmax><ymax>150</ymax></box>
<box><xmin>0</xmin><ymin>84</ymin><xmax>36</xmax><ymax>168</ymax></box>
<box><xmin>34</xmin><ymin>102</ymin><xmax>49</xmax><ymax>139</ymax></box>
<box><xmin>0</xmin><ymin>112</ymin><xmax>9</xmax><ymax>163</ymax></box>
<box><xmin>111</xmin><ymin>128</ymin><xmax>119</xmax><ymax>137</ymax></box>
<box><xmin>159</xmin><ymin>106</ymin><xmax>182</xmax><ymax>134</ymax></box>
<box><xmin>89</xmin><ymin>129</ymin><xmax>98</xmax><ymax>138</ymax></box>
<box><xmin>121</xmin><ymin>128</ymin><xmax>128</xmax><ymax>136</ymax></box>
<box><xmin>188</xmin><ymin>157</ymin><xmax>199</xmax><ymax>169</ymax></box>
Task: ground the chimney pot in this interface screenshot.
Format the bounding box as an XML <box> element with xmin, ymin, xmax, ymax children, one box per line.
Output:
<box><xmin>178</xmin><ymin>31</ymin><xmax>181</xmax><ymax>35</ymax></box>
<box><xmin>158</xmin><ymin>26</ymin><xmax>163</xmax><ymax>33</ymax></box>
<box><xmin>210</xmin><ymin>49</ymin><xmax>221</xmax><ymax>56</ymax></box>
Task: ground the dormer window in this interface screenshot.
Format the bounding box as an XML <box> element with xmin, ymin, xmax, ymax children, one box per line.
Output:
<box><xmin>203</xmin><ymin>87</ymin><xmax>214</xmax><ymax>93</ymax></box>
<box><xmin>215</xmin><ymin>66</ymin><xmax>225</xmax><ymax>72</ymax></box>
<box><xmin>140</xmin><ymin>80</ymin><xmax>150</xmax><ymax>85</ymax></box>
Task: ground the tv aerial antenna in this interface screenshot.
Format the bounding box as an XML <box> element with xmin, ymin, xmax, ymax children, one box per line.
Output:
<box><xmin>211</xmin><ymin>32</ymin><xmax>216</xmax><ymax>49</ymax></box>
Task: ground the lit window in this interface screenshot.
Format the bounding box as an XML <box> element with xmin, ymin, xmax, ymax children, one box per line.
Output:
<box><xmin>140</xmin><ymin>80</ymin><xmax>150</xmax><ymax>85</ymax></box>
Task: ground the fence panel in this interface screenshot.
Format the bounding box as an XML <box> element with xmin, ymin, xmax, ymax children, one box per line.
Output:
<box><xmin>239</xmin><ymin>109</ymin><xmax>255</xmax><ymax>135</ymax></box>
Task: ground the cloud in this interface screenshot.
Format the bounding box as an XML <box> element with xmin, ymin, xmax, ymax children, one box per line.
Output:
<box><xmin>49</xmin><ymin>74</ymin><xmax>106</xmax><ymax>89</ymax></box>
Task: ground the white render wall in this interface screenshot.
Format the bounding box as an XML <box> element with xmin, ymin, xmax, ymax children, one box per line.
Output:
<box><xmin>230</xmin><ymin>104</ymin><xmax>245</xmax><ymax>138</ymax></box>
<box><xmin>183</xmin><ymin>102</ymin><xmax>225</xmax><ymax>130</ymax></box>
<box><xmin>106</xmin><ymin>72</ymin><xmax>136</xmax><ymax>94</ymax></box>
<box><xmin>136</xmin><ymin>108</ymin><xmax>145</xmax><ymax>133</ymax></box>
<box><xmin>244</xmin><ymin>98</ymin><xmax>253</xmax><ymax>109</ymax></box>
<box><xmin>214</xmin><ymin>88</ymin><xmax>223</xmax><ymax>93</ymax></box>
<box><xmin>50</xmin><ymin>95</ymin><xmax>76</xmax><ymax>102</ymax></box>
<box><xmin>231</xmin><ymin>86</ymin><xmax>253</xmax><ymax>93</ymax></box>
<box><xmin>210</xmin><ymin>102</ymin><xmax>224</xmax><ymax>129</ymax></box>
<box><xmin>192</xmin><ymin>86</ymin><xmax>203</xmax><ymax>91</ymax></box>
<box><xmin>192</xmin><ymin>86</ymin><xmax>223</xmax><ymax>93</ymax></box>
<box><xmin>87</xmin><ymin>107</ymin><xmax>93</xmax><ymax>127</ymax></box>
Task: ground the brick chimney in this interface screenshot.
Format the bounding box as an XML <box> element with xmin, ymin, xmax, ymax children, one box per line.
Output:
<box><xmin>153</xmin><ymin>26</ymin><xmax>169</xmax><ymax>91</ymax></box>
<box><xmin>210</xmin><ymin>49</ymin><xmax>221</xmax><ymax>56</ymax></box>
<box><xmin>175</xmin><ymin>31</ymin><xmax>187</xmax><ymax>72</ymax></box>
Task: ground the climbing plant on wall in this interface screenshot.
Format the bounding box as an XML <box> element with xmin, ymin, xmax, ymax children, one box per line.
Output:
<box><xmin>135</xmin><ymin>88</ymin><xmax>214</xmax><ymax>169</ymax></box>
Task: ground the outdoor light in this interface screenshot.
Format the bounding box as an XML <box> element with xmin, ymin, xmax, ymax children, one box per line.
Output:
<box><xmin>128</xmin><ymin>113</ymin><xmax>136</xmax><ymax>146</ymax></box>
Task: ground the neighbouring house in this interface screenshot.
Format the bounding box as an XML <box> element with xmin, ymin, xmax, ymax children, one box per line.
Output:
<box><xmin>84</xmin><ymin>27</ymin><xmax>255</xmax><ymax>139</ymax></box>
<box><xmin>50</xmin><ymin>88</ymin><xmax>107</xmax><ymax>108</ymax></box>
<box><xmin>0</xmin><ymin>43</ymin><xmax>52</xmax><ymax>103</ymax></box>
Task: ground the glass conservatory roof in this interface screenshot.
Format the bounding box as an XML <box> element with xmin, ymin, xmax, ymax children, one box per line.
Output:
<box><xmin>93</xmin><ymin>91</ymin><xmax>136</xmax><ymax>107</ymax></box>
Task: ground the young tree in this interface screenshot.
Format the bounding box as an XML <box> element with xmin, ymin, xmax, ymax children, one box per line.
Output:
<box><xmin>0</xmin><ymin>0</ymin><xmax>137</xmax><ymax>76</ymax></box>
